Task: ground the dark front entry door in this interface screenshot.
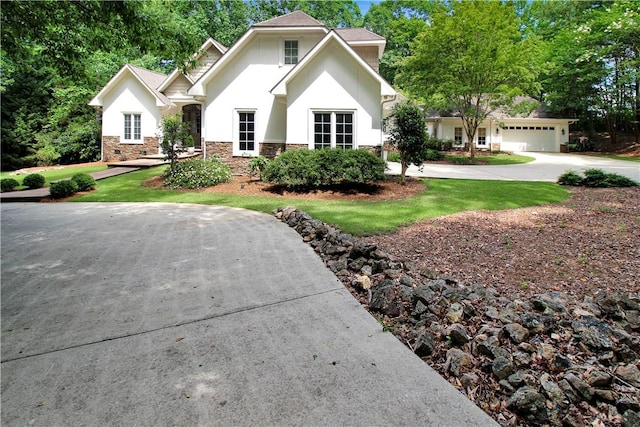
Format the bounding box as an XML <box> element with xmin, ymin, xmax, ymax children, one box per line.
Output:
<box><xmin>182</xmin><ymin>104</ymin><xmax>202</xmax><ymax>149</ymax></box>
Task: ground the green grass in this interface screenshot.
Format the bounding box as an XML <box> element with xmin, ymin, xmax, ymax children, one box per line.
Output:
<box><xmin>72</xmin><ymin>166</ymin><xmax>569</xmax><ymax>236</ymax></box>
<box><xmin>444</xmin><ymin>154</ymin><xmax>535</xmax><ymax>165</ymax></box>
<box><xmin>1</xmin><ymin>165</ymin><xmax>108</xmax><ymax>188</ymax></box>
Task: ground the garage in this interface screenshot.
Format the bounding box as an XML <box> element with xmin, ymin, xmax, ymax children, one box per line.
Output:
<box><xmin>501</xmin><ymin>125</ymin><xmax>558</xmax><ymax>152</ymax></box>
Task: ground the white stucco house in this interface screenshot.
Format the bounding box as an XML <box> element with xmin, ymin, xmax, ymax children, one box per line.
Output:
<box><xmin>424</xmin><ymin>99</ymin><xmax>575</xmax><ymax>153</ymax></box>
<box><xmin>89</xmin><ymin>11</ymin><xmax>396</xmax><ymax>172</ymax></box>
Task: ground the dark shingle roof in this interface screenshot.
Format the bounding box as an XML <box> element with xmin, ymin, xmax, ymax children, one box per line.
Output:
<box><xmin>334</xmin><ymin>28</ymin><xmax>385</xmax><ymax>42</ymax></box>
<box><xmin>254</xmin><ymin>10</ymin><xmax>325</xmax><ymax>27</ymax></box>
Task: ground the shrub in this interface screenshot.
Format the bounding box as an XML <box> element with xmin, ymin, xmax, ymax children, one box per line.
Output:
<box><xmin>1</xmin><ymin>178</ymin><xmax>20</xmax><ymax>192</ymax></box>
<box><xmin>557</xmin><ymin>170</ymin><xmax>583</xmax><ymax>186</ymax></box>
<box><xmin>49</xmin><ymin>180</ymin><xmax>78</xmax><ymax>199</ymax></box>
<box><xmin>386</xmin><ymin>152</ymin><xmax>401</xmax><ymax>162</ymax></box>
<box><xmin>163</xmin><ymin>157</ymin><xmax>232</xmax><ymax>189</ymax></box>
<box><xmin>71</xmin><ymin>173</ymin><xmax>96</xmax><ymax>191</ymax></box>
<box><xmin>23</xmin><ymin>173</ymin><xmax>46</xmax><ymax>189</ymax></box>
<box><xmin>447</xmin><ymin>155</ymin><xmax>477</xmax><ymax>165</ymax></box>
<box><xmin>424</xmin><ymin>149</ymin><xmax>444</xmax><ymax>161</ymax></box>
<box><xmin>261</xmin><ymin>148</ymin><xmax>385</xmax><ymax>188</ymax></box>
<box><xmin>425</xmin><ymin>136</ymin><xmax>453</xmax><ymax>152</ymax></box>
<box><xmin>249</xmin><ymin>156</ymin><xmax>270</xmax><ymax>178</ymax></box>
<box><xmin>557</xmin><ymin>169</ymin><xmax>638</xmax><ymax>187</ymax></box>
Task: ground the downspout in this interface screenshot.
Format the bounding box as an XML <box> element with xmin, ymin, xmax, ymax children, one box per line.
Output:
<box><xmin>381</xmin><ymin>94</ymin><xmax>397</xmax><ymax>161</ymax></box>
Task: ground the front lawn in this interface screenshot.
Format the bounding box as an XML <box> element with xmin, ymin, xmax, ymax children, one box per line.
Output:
<box><xmin>444</xmin><ymin>153</ymin><xmax>535</xmax><ymax>165</ymax></box>
<box><xmin>1</xmin><ymin>165</ymin><xmax>108</xmax><ymax>188</ymax></box>
<box><xmin>72</xmin><ymin>166</ymin><xmax>569</xmax><ymax>235</ymax></box>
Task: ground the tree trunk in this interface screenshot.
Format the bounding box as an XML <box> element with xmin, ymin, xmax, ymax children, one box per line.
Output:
<box><xmin>400</xmin><ymin>161</ymin><xmax>408</xmax><ymax>185</ymax></box>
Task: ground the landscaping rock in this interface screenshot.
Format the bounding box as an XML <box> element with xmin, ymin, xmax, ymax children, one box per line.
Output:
<box><xmin>616</xmin><ymin>364</ymin><xmax>640</xmax><ymax>388</ymax></box>
<box><xmin>502</xmin><ymin>323</ymin><xmax>530</xmax><ymax>344</ymax></box>
<box><xmin>507</xmin><ymin>386</ymin><xmax>548</xmax><ymax>424</ymax></box>
<box><xmin>445</xmin><ymin>302</ymin><xmax>464</xmax><ymax>323</ymax></box>
<box><xmin>445</xmin><ymin>348</ymin><xmax>473</xmax><ymax>377</ymax></box>
<box><xmin>492</xmin><ymin>357</ymin><xmax>514</xmax><ymax>380</ymax></box>
<box><xmin>414</xmin><ymin>331</ymin><xmax>436</xmax><ymax>357</ymax></box>
<box><xmin>447</xmin><ymin>323</ymin><xmax>470</xmax><ymax>345</ymax></box>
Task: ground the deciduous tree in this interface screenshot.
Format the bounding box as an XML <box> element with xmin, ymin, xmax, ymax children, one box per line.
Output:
<box><xmin>386</xmin><ymin>101</ymin><xmax>428</xmax><ymax>184</ymax></box>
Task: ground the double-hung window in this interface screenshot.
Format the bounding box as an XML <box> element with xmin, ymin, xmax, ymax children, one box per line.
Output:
<box><xmin>284</xmin><ymin>40</ymin><xmax>298</xmax><ymax>65</ymax></box>
<box><xmin>454</xmin><ymin>127</ymin><xmax>463</xmax><ymax>145</ymax></box>
<box><xmin>313</xmin><ymin>111</ymin><xmax>354</xmax><ymax>150</ymax></box>
<box><xmin>477</xmin><ymin>128</ymin><xmax>487</xmax><ymax>145</ymax></box>
<box><xmin>238</xmin><ymin>112</ymin><xmax>255</xmax><ymax>152</ymax></box>
<box><xmin>123</xmin><ymin>113</ymin><xmax>141</xmax><ymax>142</ymax></box>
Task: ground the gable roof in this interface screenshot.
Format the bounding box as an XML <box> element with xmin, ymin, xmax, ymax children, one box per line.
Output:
<box><xmin>425</xmin><ymin>96</ymin><xmax>562</xmax><ymax>120</ymax></box>
<box><xmin>253</xmin><ymin>10</ymin><xmax>325</xmax><ymax>27</ymax></box>
<box><xmin>89</xmin><ymin>64</ymin><xmax>172</xmax><ymax>107</ymax></box>
<box><xmin>334</xmin><ymin>28</ymin><xmax>385</xmax><ymax>42</ymax></box>
<box><xmin>158</xmin><ymin>38</ymin><xmax>227</xmax><ymax>93</ymax></box>
<box><xmin>271</xmin><ymin>30</ymin><xmax>395</xmax><ymax>97</ymax></box>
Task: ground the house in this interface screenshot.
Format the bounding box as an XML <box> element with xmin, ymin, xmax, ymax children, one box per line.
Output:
<box><xmin>89</xmin><ymin>11</ymin><xmax>396</xmax><ymax>172</ymax></box>
<box><xmin>424</xmin><ymin>98</ymin><xmax>575</xmax><ymax>152</ymax></box>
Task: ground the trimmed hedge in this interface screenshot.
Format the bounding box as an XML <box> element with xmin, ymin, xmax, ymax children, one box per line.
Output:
<box><xmin>71</xmin><ymin>173</ymin><xmax>96</xmax><ymax>191</ymax></box>
<box><xmin>23</xmin><ymin>173</ymin><xmax>46</xmax><ymax>189</ymax></box>
<box><xmin>261</xmin><ymin>148</ymin><xmax>385</xmax><ymax>188</ymax></box>
<box><xmin>162</xmin><ymin>157</ymin><xmax>232</xmax><ymax>189</ymax></box>
<box><xmin>1</xmin><ymin>178</ymin><xmax>20</xmax><ymax>192</ymax></box>
<box><xmin>49</xmin><ymin>180</ymin><xmax>78</xmax><ymax>199</ymax></box>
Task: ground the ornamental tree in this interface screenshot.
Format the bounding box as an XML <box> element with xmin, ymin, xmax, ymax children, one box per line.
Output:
<box><xmin>398</xmin><ymin>0</ymin><xmax>539</xmax><ymax>159</ymax></box>
<box><xmin>386</xmin><ymin>101</ymin><xmax>428</xmax><ymax>184</ymax></box>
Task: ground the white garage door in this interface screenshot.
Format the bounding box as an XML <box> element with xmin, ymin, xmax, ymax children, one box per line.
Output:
<box><xmin>502</xmin><ymin>125</ymin><xmax>557</xmax><ymax>152</ymax></box>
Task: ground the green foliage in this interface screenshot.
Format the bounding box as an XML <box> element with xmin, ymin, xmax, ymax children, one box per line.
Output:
<box><xmin>386</xmin><ymin>152</ymin><xmax>401</xmax><ymax>162</ymax></box>
<box><xmin>162</xmin><ymin>158</ymin><xmax>232</xmax><ymax>189</ymax></box>
<box><xmin>557</xmin><ymin>169</ymin><xmax>638</xmax><ymax>187</ymax></box>
<box><xmin>557</xmin><ymin>170</ymin><xmax>584</xmax><ymax>186</ymax></box>
<box><xmin>71</xmin><ymin>173</ymin><xmax>96</xmax><ymax>191</ymax></box>
<box><xmin>423</xmin><ymin>149</ymin><xmax>444</xmax><ymax>161</ymax></box>
<box><xmin>1</xmin><ymin>178</ymin><xmax>20</xmax><ymax>192</ymax></box>
<box><xmin>249</xmin><ymin>156</ymin><xmax>270</xmax><ymax>178</ymax></box>
<box><xmin>160</xmin><ymin>114</ymin><xmax>192</xmax><ymax>170</ymax></box>
<box><xmin>49</xmin><ymin>180</ymin><xmax>78</xmax><ymax>199</ymax></box>
<box><xmin>261</xmin><ymin>149</ymin><xmax>384</xmax><ymax>188</ymax></box>
<box><xmin>35</xmin><ymin>144</ymin><xmax>61</xmax><ymax>166</ymax></box>
<box><xmin>398</xmin><ymin>0</ymin><xmax>539</xmax><ymax>159</ymax></box>
<box><xmin>386</xmin><ymin>101</ymin><xmax>428</xmax><ymax>183</ymax></box>
<box><xmin>425</xmin><ymin>136</ymin><xmax>453</xmax><ymax>152</ymax></box>
<box><xmin>23</xmin><ymin>174</ymin><xmax>46</xmax><ymax>189</ymax></box>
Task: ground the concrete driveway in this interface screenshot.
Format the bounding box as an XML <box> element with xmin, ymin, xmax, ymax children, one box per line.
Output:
<box><xmin>1</xmin><ymin>203</ymin><xmax>495</xmax><ymax>426</ymax></box>
<box><xmin>386</xmin><ymin>152</ymin><xmax>639</xmax><ymax>182</ymax></box>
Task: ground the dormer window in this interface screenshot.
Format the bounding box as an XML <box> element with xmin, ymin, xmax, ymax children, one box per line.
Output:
<box><xmin>284</xmin><ymin>40</ymin><xmax>298</xmax><ymax>64</ymax></box>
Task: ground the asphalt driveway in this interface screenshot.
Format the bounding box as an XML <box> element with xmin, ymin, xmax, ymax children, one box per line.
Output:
<box><xmin>386</xmin><ymin>152</ymin><xmax>639</xmax><ymax>182</ymax></box>
<box><xmin>1</xmin><ymin>203</ymin><xmax>496</xmax><ymax>426</ymax></box>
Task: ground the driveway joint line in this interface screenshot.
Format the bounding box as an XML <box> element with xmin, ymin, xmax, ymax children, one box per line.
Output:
<box><xmin>0</xmin><ymin>285</ymin><xmax>345</xmax><ymax>364</ymax></box>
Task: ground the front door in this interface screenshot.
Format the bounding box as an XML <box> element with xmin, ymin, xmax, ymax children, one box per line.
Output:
<box><xmin>182</xmin><ymin>104</ymin><xmax>202</xmax><ymax>149</ymax></box>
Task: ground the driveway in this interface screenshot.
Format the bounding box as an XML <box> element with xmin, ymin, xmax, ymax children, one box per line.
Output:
<box><xmin>1</xmin><ymin>203</ymin><xmax>495</xmax><ymax>426</ymax></box>
<box><xmin>386</xmin><ymin>152</ymin><xmax>639</xmax><ymax>182</ymax></box>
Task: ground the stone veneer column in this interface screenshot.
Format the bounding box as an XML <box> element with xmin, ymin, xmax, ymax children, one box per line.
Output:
<box><xmin>102</xmin><ymin>136</ymin><xmax>158</xmax><ymax>162</ymax></box>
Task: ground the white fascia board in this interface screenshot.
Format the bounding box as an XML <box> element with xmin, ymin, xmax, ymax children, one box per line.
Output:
<box><xmin>88</xmin><ymin>65</ymin><xmax>131</xmax><ymax>106</ymax></box>
<box><xmin>271</xmin><ymin>31</ymin><xmax>395</xmax><ymax>97</ymax></box>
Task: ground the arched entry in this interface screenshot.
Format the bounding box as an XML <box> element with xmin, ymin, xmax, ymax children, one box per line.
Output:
<box><xmin>182</xmin><ymin>104</ymin><xmax>202</xmax><ymax>149</ymax></box>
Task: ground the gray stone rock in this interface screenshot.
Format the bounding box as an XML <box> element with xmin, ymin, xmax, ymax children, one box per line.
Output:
<box><xmin>622</xmin><ymin>410</ymin><xmax>640</xmax><ymax>427</ymax></box>
<box><xmin>520</xmin><ymin>312</ymin><xmax>545</xmax><ymax>334</ymax></box>
<box><xmin>475</xmin><ymin>335</ymin><xmax>500</xmax><ymax>358</ymax></box>
<box><xmin>460</xmin><ymin>372</ymin><xmax>480</xmax><ymax>389</ymax></box>
<box><xmin>399</xmin><ymin>274</ymin><xmax>413</xmax><ymax>287</ymax></box>
<box><xmin>412</xmin><ymin>300</ymin><xmax>429</xmax><ymax>318</ymax></box>
<box><xmin>615</xmin><ymin>364</ymin><xmax>640</xmax><ymax>388</ymax></box>
<box><xmin>502</xmin><ymin>323</ymin><xmax>530</xmax><ymax>344</ymax></box>
<box><xmin>399</xmin><ymin>285</ymin><xmax>414</xmax><ymax>303</ymax></box>
<box><xmin>414</xmin><ymin>331</ymin><xmax>436</xmax><ymax>357</ymax></box>
<box><xmin>447</xmin><ymin>323</ymin><xmax>470</xmax><ymax>346</ymax></box>
<box><xmin>513</xmin><ymin>351</ymin><xmax>532</xmax><ymax>368</ymax></box>
<box><xmin>492</xmin><ymin>356</ymin><xmax>514</xmax><ymax>380</ymax></box>
<box><xmin>413</xmin><ymin>285</ymin><xmax>434</xmax><ymax>305</ymax></box>
<box><xmin>446</xmin><ymin>348</ymin><xmax>474</xmax><ymax>377</ymax></box>
<box><xmin>540</xmin><ymin>373</ymin><xmax>565</xmax><ymax>403</ymax></box>
<box><xmin>419</xmin><ymin>267</ymin><xmax>437</xmax><ymax>279</ymax></box>
<box><xmin>369</xmin><ymin>280</ymin><xmax>402</xmax><ymax>316</ymax></box>
<box><xmin>572</xmin><ymin>316</ymin><xmax>614</xmax><ymax>350</ymax></box>
<box><xmin>553</xmin><ymin>354</ymin><xmax>572</xmax><ymax>370</ymax></box>
<box><xmin>532</xmin><ymin>292</ymin><xmax>567</xmax><ymax>313</ymax></box>
<box><xmin>350</xmin><ymin>241</ymin><xmax>377</xmax><ymax>259</ymax></box>
<box><xmin>617</xmin><ymin>398</ymin><xmax>640</xmax><ymax>414</ymax></box>
<box><xmin>559</xmin><ymin>378</ymin><xmax>580</xmax><ymax>403</ymax></box>
<box><xmin>360</xmin><ymin>264</ymin><xmax>373</xmax><ymax>276</ymax></box>
<box><xmin>507</xmin><ymin>386</ymin><xmax>549</xmax><ymax>424</ymax></box>
<box><xmin>445</xmin><ymin>302</ymin><xmax>464</xmax><ymax>323</ymax></box>
<box><xmin>507</xmin><ymin>372</ymin><xmax>527</xmax><ymax>388</ymax></box>
<box><xmin>564</xmin><ymin>372</ymin><xmax>594</xmax><ymax>401</ymax></box>
<box><xmin>585</xmin><ymin>370</ymin><xmax>613</xmax><ymax>387</ymax></box>
<box><xmin>348</xmin><ymin>257</ymin><xmax>367</xmax><ymax>271</ymax></box>
<box><xmin>594</xmin><ymin>389</ymin><xmax>616</xmax><ymax>402</ymax></box>
<box><xmin>499</xmin><ymin>379</ymin><xmax>515</xmax><ymax>395</ymax></box>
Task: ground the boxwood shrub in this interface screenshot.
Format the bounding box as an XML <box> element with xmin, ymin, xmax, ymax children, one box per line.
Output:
<box><xmin>163</xmin><ymin>157</ymin><xmax>232</xmax><ymax>189</ymax></box>
<box><xmin>49</xmin><ymin>180</ymin><xmax>78</xmax><ymax>199</ymax></box>
<box><xmin>261</xmin><ymin>148</ymin><xmax>385</xmax><ymax>188</ymax></box>
<box><xmin>23</xmin><ymin>173</ymin><xmax>46</xmax><ymax>189</ymax></box>
<box><xmin>71</xmin><ymin>173</ymin><xmax>96</xmax><ymax>191</ymax></box>
<box><xmin>1</xmin><ymin>178</ymin><xmax>20</xmax><ymax>192</ymax></box>
<box><xmin>557</xmin><ymin>169</ymin><xmax>638</xmax><ymax>187</ymax></box>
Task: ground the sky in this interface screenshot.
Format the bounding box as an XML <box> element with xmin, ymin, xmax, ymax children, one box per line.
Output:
<box><xmin>357</xmin><ymin>0</ymin><xmax>381</xmax><ymax>15</ymax></box>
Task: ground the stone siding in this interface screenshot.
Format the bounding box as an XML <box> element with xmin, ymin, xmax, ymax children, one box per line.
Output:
<box><xmin>205</xmin><ymin>141</ymin><xmax>286</xmax><ymax>175</ymax></box>
<box><xmin>102</xmin><ymin>136</ymin><xmax>158</xmax><ymax>162</ymax></box>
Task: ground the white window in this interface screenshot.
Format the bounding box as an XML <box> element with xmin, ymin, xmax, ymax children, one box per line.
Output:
<box><xmin>454</xmin><ymin>127</ymin><xmax>463</xmax><ymax>144</ymax></box>
<box><xmin>312</xmin><ymin>111</ymin><xmax>354</xmax><ymax>150</ymax></box>
<box><xmin>284</xmin><ymin>40</ymin><xmax>298</xmax><ymax>65</ymax></box>
<box><xmin>123</xmin><ymin>113</ymin><xmax>141</xmax><ymax>142</ymax></box>
<box><xmin>234</xmin><ymin>110</ymin><xmax>258</xmax><ymax>156</ymax></box>
<box><xmin>478</xmin><ymin>128</ymin><xmax>487</xmax><ymax>145</ymax></box>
